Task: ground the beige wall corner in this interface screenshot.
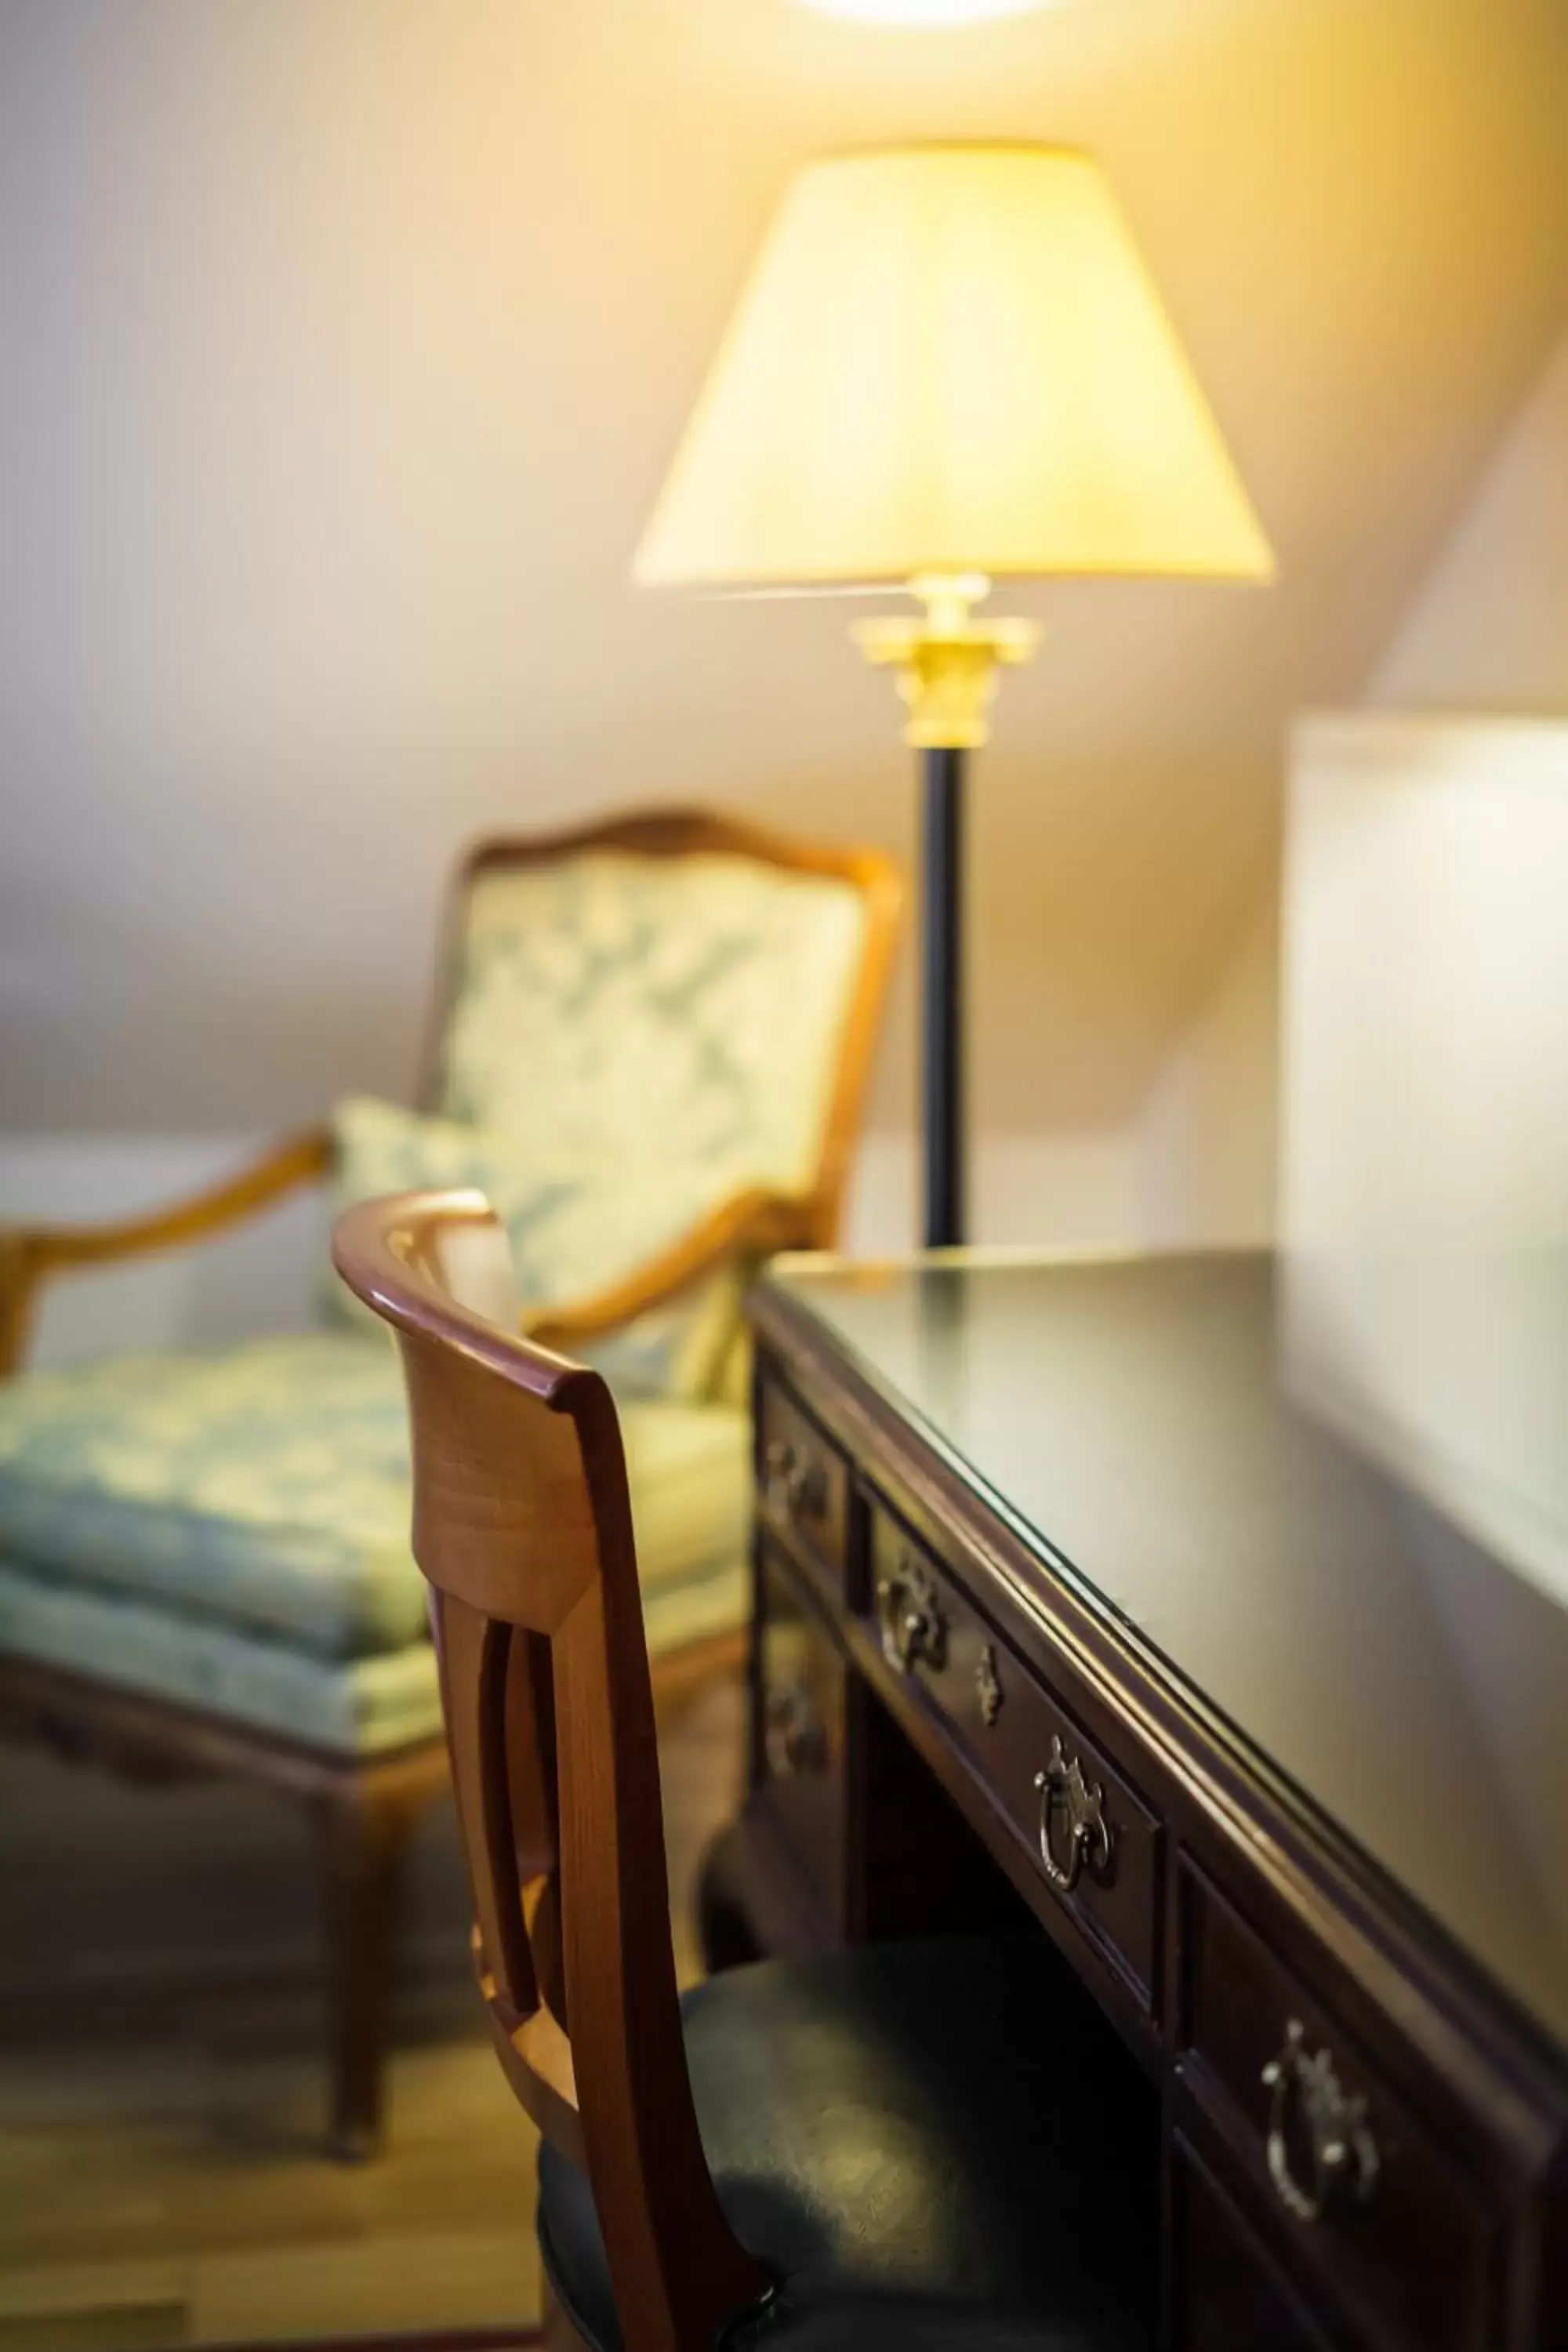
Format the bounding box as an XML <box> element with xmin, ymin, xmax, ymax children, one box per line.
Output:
<box><xmin>1136</xmin><ymin>321</ymin><xmax>1568</xmax><ymax>1250</ymax></box>
<box><xmin>1136</xmin><ymin>890</ymin><xmax>1281</xmax><ymax>1248</ymax></box>
<box><xmin>1370</xmin><ymin>330</ymin><xmax>1568</xmax><ymax>713</ymax></box>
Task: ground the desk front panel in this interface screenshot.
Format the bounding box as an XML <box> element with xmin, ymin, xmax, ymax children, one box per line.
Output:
<box><xmin>740</xmin><ymin>1332</ymin><xmax>1568</xmax><ymax>2352</ymax></box>
<box><xmin>863</xmin><ymin>1499</ymin><xmax>1162</xmax><ymax>2009</ymax></box>
<box><xmin>752</xmin><ymin>1541</ymin><xmax>848</xmax><ymax>1941</ymax></box>
<box><xmin>1176</xmin><ymin>1864</ymin><xmax>1500</xmax><ymax>2352</ymax></box>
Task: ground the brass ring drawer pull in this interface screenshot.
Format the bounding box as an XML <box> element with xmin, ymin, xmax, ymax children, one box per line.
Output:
<box><xmin>764</xmin><ymin>1436</ymin><xmax>828</xmax><ymax>1530</ymax></box>
<box><xmin>1033</xmin><ymin>1733</ymin><xmax>1112</xmax><ymax>1891</ymax></box>
<box><xmin>1261</xmin><ymin>2019</ymin><xmax>1381</xmax><ymax>2223</ymax></box>
<box><xmin>874</xmin><ymin>1550</ymin><xmax>948</xmax><ymax>1675</ymax></box>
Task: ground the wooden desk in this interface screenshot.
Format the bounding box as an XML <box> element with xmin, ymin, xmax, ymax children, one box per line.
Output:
<box><xmin>713</xmin><ymin>1252</ymin><xmax>1568</xmax><ymax>2352</ymax></box>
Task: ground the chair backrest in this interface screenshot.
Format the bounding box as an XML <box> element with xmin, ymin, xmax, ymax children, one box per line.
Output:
<box><xmin>332</xmin><ymin>1189</ymin><xmax>769</xmax><ymax>2352</ymax></box>
<box><xmin>418</xmin><ymin>808</ymin><xmax>902</xmax><ymax>1251</ymax></box>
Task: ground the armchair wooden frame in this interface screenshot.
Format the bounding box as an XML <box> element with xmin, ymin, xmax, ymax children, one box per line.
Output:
<box><xmin>0</xmin><ymin>806</ymin><xmax>902</xmax><ymax>2158</ymax></box>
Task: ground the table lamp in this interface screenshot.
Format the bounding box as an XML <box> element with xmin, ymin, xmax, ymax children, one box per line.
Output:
<box><xmin>634</xmin><ymin>145</ymin><xmax>1273</xmax><ymax>1247</ymax></box>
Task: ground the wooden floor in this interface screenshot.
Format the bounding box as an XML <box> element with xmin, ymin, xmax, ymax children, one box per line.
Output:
<box><xmin>0</xmin><ymin>1673</ymin><xmax>746</xmax><ymax>2351</ymax></box>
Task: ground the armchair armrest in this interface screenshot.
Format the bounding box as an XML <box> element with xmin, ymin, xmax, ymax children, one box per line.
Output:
<box><xmin>523</xmin><ymin>1185</ymin><xmax>815</xmax><ymax>1351</ymax></box>
<box><xmin>0</xmin><ymin>1127</ymin><xmax>333</xmax><ymax>1377</ymax></box>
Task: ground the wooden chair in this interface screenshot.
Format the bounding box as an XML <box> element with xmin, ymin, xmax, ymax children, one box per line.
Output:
<box><xmin>0</xmin><ymin>808</ymin><xmax>901</xmax><ymax>2158</ymax></box>
<box><xmin>335</xmin><ymin>1188</ymin><xmax>1159</xmax><ymax>2352</ymax></box>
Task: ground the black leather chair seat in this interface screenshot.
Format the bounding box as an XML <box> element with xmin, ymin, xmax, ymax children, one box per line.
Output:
<box><xmin>537</xmin><ymin>1934</ymin><xmax>1158</xmax><ymax>2350</ymax></box>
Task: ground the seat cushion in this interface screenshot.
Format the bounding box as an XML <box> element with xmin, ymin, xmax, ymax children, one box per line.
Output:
<box><xmin>0</xmin><ymin>1559</ymin><xmax>444</xmax><ymax>1755</ymax></box>
<box><xmin>0</xmin><ymin>1335</ymin><xmax>423</xmax><ymax>1661</ymax></box>
<box><xmin>0</xmin><ymin>1333</ymin><xmax>749</xmax><ymax>1666</ymax></box>
<box><xmin>622</xmin><ymin>1399</ymin><xmax>750</xmax><ymax>1659</ymax></box>
<box><xmin>536</xmin><ymin>1936</ymin><xmax>1158</xmax><ymax>2352</ymax></box>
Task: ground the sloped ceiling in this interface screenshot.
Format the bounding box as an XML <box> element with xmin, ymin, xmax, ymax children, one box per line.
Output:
<box><xmin>2</xmin><ymin>0</ymin><xmax>1566</xmax><ymax>1141</ymax></box>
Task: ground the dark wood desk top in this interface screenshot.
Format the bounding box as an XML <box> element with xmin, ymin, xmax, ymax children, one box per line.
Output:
<box><xmin>759</xmin><ymin>1248</ymin><xmax>1568</xmax><ymax>2062</ymax></box>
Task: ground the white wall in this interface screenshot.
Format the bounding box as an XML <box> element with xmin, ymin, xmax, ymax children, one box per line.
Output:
<box><xmin>1138</xmin><ymin>322</ymin><xmax>1568</xmax><ymax>1244</ymax></box>
<box><xmin>1137</xmin><ymin>884</ymin><xmax>1279</xmax><ymax>1246</ymax></box>
<box><xmin>0</xmin><ymin>1137</ymin><xmax>325</xmax><ymax>1366</ymax></box>
<box><xmin>1371</xmin><ymin>335</ymin><xmax>1568</xmax><ymax>714</ymax></box>
<box><xmin>6</xmin><ymin>5</ymin><xmax>1568</xmax><ymax>1345</ymax></box>
<box><xmin>4</xmin><ymin>0</ymin><xmax>1566</xmax><ymax>1146</ymax></box>
<box><xmin>0</xmin><ymin>1124</ymin><xmax>1149</xmax><ymax>1366</ymax></box>
<box><xmin>9</xmin><ymin>302</ymin><xmax>1567</xmax><ymax>1359</ymax></box>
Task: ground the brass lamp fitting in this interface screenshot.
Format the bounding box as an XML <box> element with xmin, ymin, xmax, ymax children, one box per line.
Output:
<box><xmin>854</xmin><ymin>573</ymin><xmax>1038</xmax><ymax>750</ymax></box>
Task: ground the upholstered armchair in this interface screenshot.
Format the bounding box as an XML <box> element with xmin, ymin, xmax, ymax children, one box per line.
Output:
<box><xmin>0</xmin><ymin>809</ymin><xmax>901</xmax><ymax>2156</ymax></box>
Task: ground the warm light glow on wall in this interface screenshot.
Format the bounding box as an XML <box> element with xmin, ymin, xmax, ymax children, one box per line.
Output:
<box><xmin>791</xmin><ymin>0</ymin><xmax>1062</xmax><ymax>24</ymax></box>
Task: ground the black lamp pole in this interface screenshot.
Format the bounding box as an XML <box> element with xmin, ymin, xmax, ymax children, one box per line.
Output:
<box><xmin>856</xmin><ymin>578</ymin><xmax>1033</xmax><ymax>1253</ymax></box>
<box><xmin>920</xmin><ymin>745</ymin><xmax>966</xmax><ymax>1250</ymax></box>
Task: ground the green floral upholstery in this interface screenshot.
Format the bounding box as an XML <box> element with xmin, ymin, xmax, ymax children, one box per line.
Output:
<box><xmin>322</xmin><ymin>852</ymin><xmax>868</xmax><ymax>1404</ymax></box>
<box><xmin>0</xmin><ymin>1332</ymin><xmax>750</xmax><ymax>1754</ymax></box>
<box><xmin>0</xmin><ymin>1563</ymin><xmax>444</xmax><ymax>1755</ymax></box>
<box><xmin>0</xmin><ymin>1336</ymin><xmax>425</xmax><ymax>1661</ymax></box>
<box><xmin>327</xmin><ymin>1098</ymin><xmax>744</xmax><ymax>1404</ymax></box>
<box><xmin>0</xmin><ymin>843</ymin><xmax>873</xmax><ymax>1754</ymax></box>
<box><xmin>438</xmin><ymin>852</ymin><xmax>868</xmax><ymax>1190</ymax></box>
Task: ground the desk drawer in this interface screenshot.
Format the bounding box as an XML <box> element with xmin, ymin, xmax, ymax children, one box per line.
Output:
<box><xmin>1178</xmin><ymin>1865</ymin><xmax>1494</xmax><ymax>2352</ymax></box>
<box><xmin>756</xmin><ymin>1375</ymin><xmax>851</xmax><ymax>1596</ymax></box>
<box><xmin>754</xmin><ymin>1547</ymin><xmax>846</xmax><ymax>1929</ymax></box>
<box><xmin>1171</xmin><ymin>2135</ymin><xmax>1332</xmax><ymax>2352</ymax></box>
<box><xmin>867</xmin><ymin>1510</ymin><xmax>1159</xmax><ymax>2005</ymax></box>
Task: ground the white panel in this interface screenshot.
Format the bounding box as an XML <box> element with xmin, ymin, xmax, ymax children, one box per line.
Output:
<box><xmin>1282</xmin><ymin>713</ymin><xmax>1568</xmax><ymax>1607</ymax></box>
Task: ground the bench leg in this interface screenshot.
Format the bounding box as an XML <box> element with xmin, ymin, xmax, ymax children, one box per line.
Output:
<box><xmin>318</xmin><ymin>1778</ymin><xmax>417</xmax><ymax>2160</ymax></box>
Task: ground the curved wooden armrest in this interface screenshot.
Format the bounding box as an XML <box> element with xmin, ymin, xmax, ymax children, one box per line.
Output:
<box><xmin>0</xmin><ymin>1127</ymin><xmax>333</xmax><ymax>1377</ymax></box>
<box><xmin>523</xmin><ymin>1185</ymin><xmax>816</xmax><ymax>1349</ymax></box>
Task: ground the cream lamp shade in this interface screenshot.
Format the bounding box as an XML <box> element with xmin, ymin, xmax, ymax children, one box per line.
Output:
<box><xmin>633</xmin><ymin>142</ymin><xmax>1274</xmax><ymax>1254</ymax></box>
<box><xmin>633</xmin><ymin>144</ymin><xmax>1273</xmax><ymax>591</ymax></box>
